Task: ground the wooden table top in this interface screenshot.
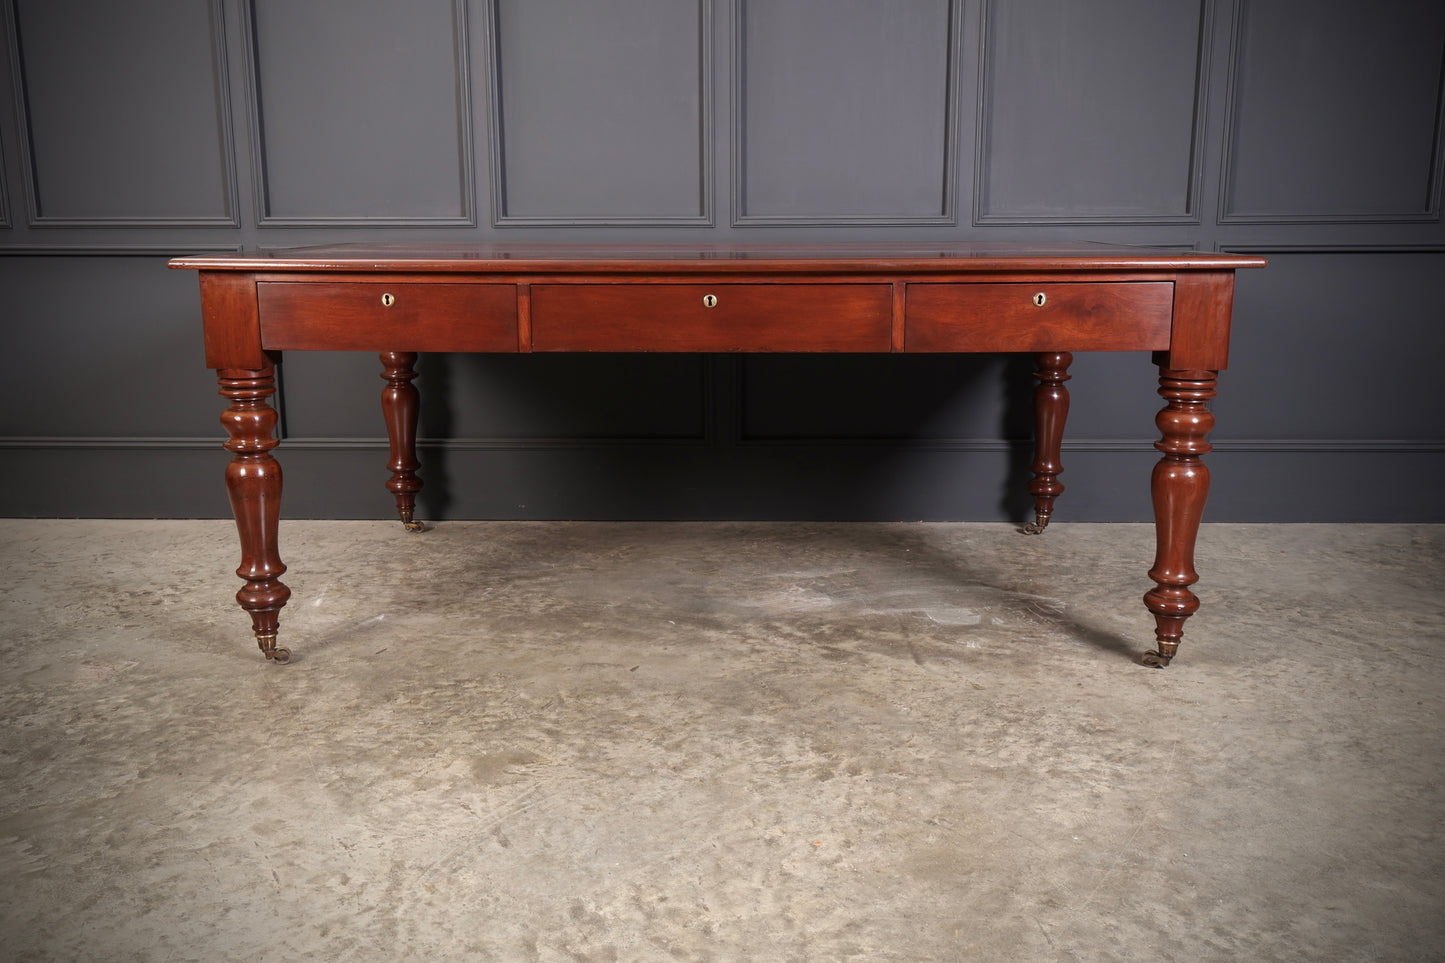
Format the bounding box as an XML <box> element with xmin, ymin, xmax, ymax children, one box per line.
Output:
<box><xmin>170</xmin><ymin>242</ymin><xmax>1268</xmax><ymax>276</ymax></box>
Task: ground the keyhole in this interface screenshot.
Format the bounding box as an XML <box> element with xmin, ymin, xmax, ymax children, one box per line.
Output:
<box><xmin>1033</xmin><ymin>292</ymin><xmax>1047</xmax><ymax>307</ymax></box>
<box><xmin>381</xmin><ymin>293</ymin><xmax>396</xmax><ymax>307</ymax></box>
<box><xmin>703</xmin><ymin>294</ymin><xmax>718</xmax><ymax>308</ymax></box>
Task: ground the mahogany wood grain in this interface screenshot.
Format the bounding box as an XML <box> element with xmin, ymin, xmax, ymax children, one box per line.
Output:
<box><xmin>905</xmin><ymin>282</ymin><xmax>1173</xmax><ymax>353</ymax></box>
<box><xmin>890</xmin><ymin>282</ymin><xmax>907</xmax><ymax>352</ymax></box>
<box><xmin>531</xmin><ymin>283</ymin><xmax>892</xmax><ymax>352</ymax></box>
<box><xmin>257</xmin><ymin>281</ymin><xmax>518</xmax><ymax>352</ymax></box>
<box><xmin>517</xmin><ymin>283</ymin><xmax>533</xmax><ymax>353</ymax></box>
<box><xmin>1143</xmin><ymin>368</ymin><xmax>1218</xmax><ymax>668</ymax></box>
<box><xmin>171</xmin><ymin>243</ymin><xmax>1266</xmax><ymax>667</ymax></box>
<box><xmin>380</xmin><ymin>352</ymin><xmax>424</xmax><ymax>531</ymax></box>
<box><xmin>1164</xmin><ymin>272</ymin><xmax>1235</xmax><ymax>371</ymax></box>
<box><xmin>1025</xmin><ymin>352</ymin><xmax>1072</xmax><ymax>534</ymax></box>
<box><xmin>201</xmin><ymin>272</ymin><xmax>266</xmax><ymax>371</ymax></box>
<box><xmin>218</xmin><ymin>365</ymin><xmax>291</xmax><ymax>663</ymax></box>
<box><xmin>170</xmin><ymin>242</ymin><xmax>1265</xmax><ymax>276</ymax></box>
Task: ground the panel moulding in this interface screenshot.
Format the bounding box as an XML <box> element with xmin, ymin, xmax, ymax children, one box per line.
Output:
<box><xmin>5</xmin><ymin>0</ymin><xmax>240</xmax><ymax>228</ymax></box>
<box><xmin>0</xmin><ymin>127</ymin><xmax>10</xmax><ymax>228</ymax></box>
<box><xmin>486</xmin><ymin>0</ymin><xmax>713</xmax><ymax>227</ymax></box>
<box><xmin>973</xmin><ymin>0</ymin><xmax>1213</xmax><ymax>226</ymax></box>
<box><xmin>731</xmin><ymin>0</ymin><xmax>962</xmax><ymax>226</ymax></box>
<box><xmin>245</xmin><ymin>0</ymin><xmax>477</xmax><ymax>227</ymax></box>
<box><xmin>1221</xmin><ymin>244</ymin><xmax>1445</xmax><ymax>254</ymax></box>
<box><xmin>1217</xmin><ymin>0</ymin><xmax>1445</xmax><ymax>225</ymax></box>
<box><xmin>3</xmin><ymin>436</ymin><xmax>1441</xmax><ymax>455</ymax></box>
<box><xmin>0</xmin><ymin>243</ymin><xmax>243</xmax><ymax>256</ymax></box>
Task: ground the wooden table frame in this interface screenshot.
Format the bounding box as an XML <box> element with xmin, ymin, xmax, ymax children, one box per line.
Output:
<box><xmin>171</xmin><ymin>243</ymin><xmax>1266</xmax><ymax>667</ymax></box>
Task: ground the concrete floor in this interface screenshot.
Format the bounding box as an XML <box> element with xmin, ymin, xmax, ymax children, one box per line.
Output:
<box><xmin>0</xmin><ymin>519</ymin><xmax>1440</xmax><ymax>961</ymax></box>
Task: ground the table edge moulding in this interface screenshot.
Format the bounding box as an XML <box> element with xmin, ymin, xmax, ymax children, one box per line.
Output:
<box><xmin>169</xmin><ymin>242</ymin><xmax>1267</xmax><ymax>668</ymax></box>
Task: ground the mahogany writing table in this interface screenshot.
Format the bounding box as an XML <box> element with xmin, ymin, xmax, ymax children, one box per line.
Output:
<box><xmin>170</xmin><ymin>243</ymin><xmax>1266</xmax><ymax>667</ymax></box>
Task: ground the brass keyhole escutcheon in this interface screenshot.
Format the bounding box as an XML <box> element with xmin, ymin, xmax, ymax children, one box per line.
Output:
<box><xmin>702</xmin><ymin>294</ymin><xmax>718</xmax><ymax>308</ymax></box>
<box><xmin>381</xmin><ymin>293</ymin><xmax>396</xmax><ymax>307</ymax></box>
<box><xmin>1033</xmin><ymin>292</ymin><xmax>1047</xmax><ymax>307</ymax></box>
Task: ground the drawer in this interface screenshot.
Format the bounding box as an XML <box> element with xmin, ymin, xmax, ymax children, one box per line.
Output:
<box><xmin>905</xmin><ymin>282</ymin><xmax>1173</xmax><ymax>352</ymax></box>
<box><xmin>531</xmin><ymin>284</ymin><xmax>893</xmax><ymax>352</ymax></box>
<box><xmin>257</xmin><ymin>282</ymin><xmax>518</xmax><ymax>352</ymax></box>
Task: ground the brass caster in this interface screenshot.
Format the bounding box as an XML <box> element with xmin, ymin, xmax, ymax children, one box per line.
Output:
<box><xmin>1022</xmin><ymin>513</ymin><xmax>1051</xmax><ymax>535</ymax></box>
<box><xmin>402</xmin><ymin>519</ymin><xmax>426</xmax><ymax>533</ymax></box>
<box><xmin>256</xmin><ymin>634</ymin><xmax>292</xmax><ymax>665</ymax></box>
<box><xmin>1141</xmin><ymin>649</ymin><xmax>1173</xmax><ymax>668</ymax></box>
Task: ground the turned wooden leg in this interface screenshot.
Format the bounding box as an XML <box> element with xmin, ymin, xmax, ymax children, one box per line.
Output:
<box><xmin>380</xmin><ymin>351</ymin><xmax>425</xmax><ymax>532</ymax></box>
<box><xmin>1024</xmin><ymin>351</ymin><xmax>1072</xmax><ymax>534</ymax></box>
<box><xmin>219</xmin><ymin>366</ymin><xmax>292</xmax><ymax>663</ymax></box>
<box><xmin>1142</xmin><ymin>368</ymin><xmax>1217</xmax><ymax>667</ymax></box>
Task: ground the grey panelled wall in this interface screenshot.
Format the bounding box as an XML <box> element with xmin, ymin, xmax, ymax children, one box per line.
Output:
<box><xmin>0</xmin><ymin>0</ymin><xmax>1442</xmax><ymax>522</ymax></box>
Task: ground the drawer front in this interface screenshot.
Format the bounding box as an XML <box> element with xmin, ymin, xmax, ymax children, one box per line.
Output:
<box><xmin>905</xmin><ymin>282</ymin><xmax>1173</xmax><ymax>353</ymax></box>
<box><xmin>531</xmin><ymin>284</ymin><xmax>893</xmax><ymax>352</ymax></box>
<box><xmin>258</xmin><ymin>282</ymin><xmax>518</xmax><ymax>352</ymax></box>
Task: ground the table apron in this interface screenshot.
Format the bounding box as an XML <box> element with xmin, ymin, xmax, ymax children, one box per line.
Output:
<box><xmin>248</xmin><ymin>277</ymin><xmax>1178</xmax><ymax>355</ymax></box>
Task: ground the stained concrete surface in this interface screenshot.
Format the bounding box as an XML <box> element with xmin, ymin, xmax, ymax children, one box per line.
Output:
<box><xmin>0</xmin><ymin>519</ymin><xmax>1441</xmax><ymax>961</ymax></box>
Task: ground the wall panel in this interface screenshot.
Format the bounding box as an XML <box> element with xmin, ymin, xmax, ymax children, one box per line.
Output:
<box><xmin>1220</xmin><ymin>0</ymin><xmax>1445</xmax><ymax>222</ymax></box>
<box><xmin>733</xmin><ymin>0</ymin><xmax>958</xmax><ymax>224</ymax></box>
<box><xmin>279</xmin><ymin>353</ymin><xmax>708</xmax><ymax>443</ymax></box>
<box><xmin>246</xmin><ymin>0</ymin><xmax>474</xmax><ymax>225</ymax></box>
<box><xmin>7</xmin><ymin>0</ymin><xmax>236</xmax><ymax>226</ymax></box>
<box><xmin>976</xmin><ymin>0</ymin><xmax>1209</xmax><ymax>223</ymax></box>
<box><xmin>0</xmin><ymin>256</ymin><xmax>220</xmax><ymax>437</ymax></box>
<box><xmin>1213</xmin><ymin>250</ymin><xmax>1445</xmax><ymax>441</ymax></box>
<box><xmin>738</xmin><ymin>355</ymin><xmax>1015</xmax><ymax>442</ymax></box>
<box><xmin>488</xmin><ymin>0</ymin><xmax>710</xmax><ymax>225</ymax></box>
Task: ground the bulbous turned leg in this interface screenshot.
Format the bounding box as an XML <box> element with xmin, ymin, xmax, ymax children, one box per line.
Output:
<box><xmin>219</xmin><ymin>366</ymin><xmax>293</xmax><ymax>663</ymax></box>
<box><xmin>1024</xmin><ymin>352</ymin><xmax>1072</xmax><ymax>534</ymax></box>
<box><xmin>1142</xmin><ymin>368</ymin><xmax>1217</xmax><ymax>667</ymax></box>
<box><xmin>381</xmin><ymin>351</ymin><xmax>425</xmax><ymax>532</ymax></box>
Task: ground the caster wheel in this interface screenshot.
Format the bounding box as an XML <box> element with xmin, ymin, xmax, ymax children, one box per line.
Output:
<box><xmin>1022</xmin><ymin>514</ymin><xmax>1050</xmax><ymax>535</ymax></box>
